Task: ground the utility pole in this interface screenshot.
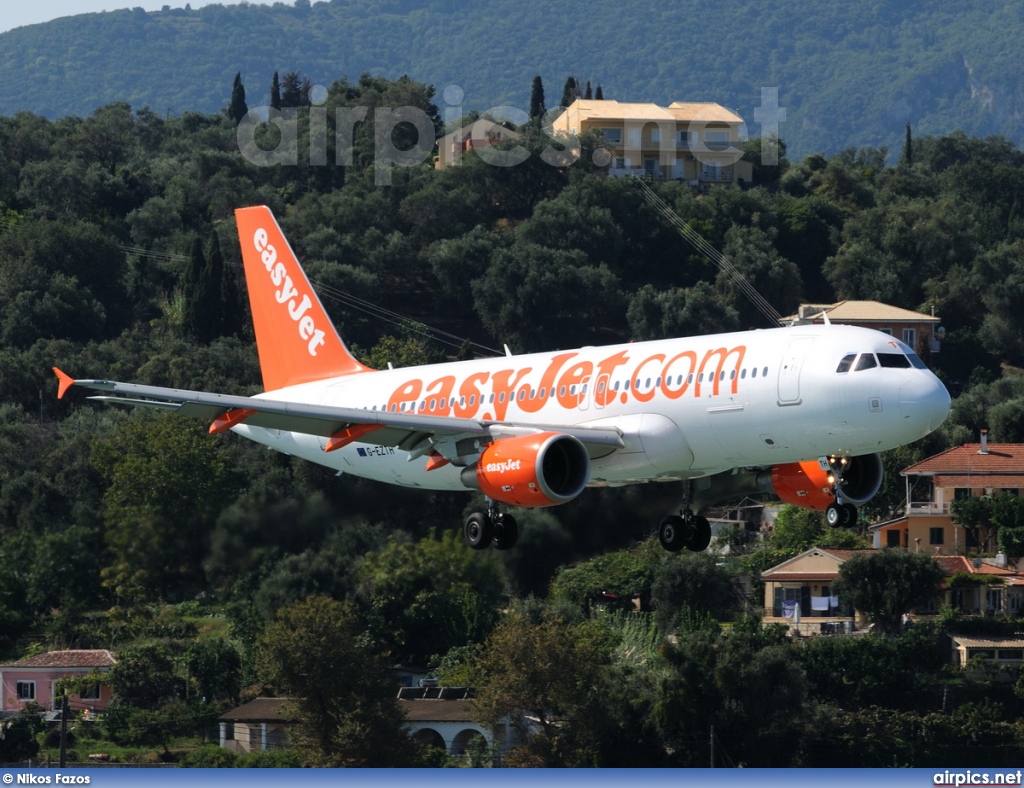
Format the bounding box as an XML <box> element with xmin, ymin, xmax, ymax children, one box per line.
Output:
<box><xmin>59</xmin><ymin>692</ymin><xmax>69</xmax><ymax>767</ymax></box>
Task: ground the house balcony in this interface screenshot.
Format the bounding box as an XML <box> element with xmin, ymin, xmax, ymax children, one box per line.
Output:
<box><xmin>907</xmin><ymin>500</ymin><xmax>951</xmax><ymax>515</ymax></box>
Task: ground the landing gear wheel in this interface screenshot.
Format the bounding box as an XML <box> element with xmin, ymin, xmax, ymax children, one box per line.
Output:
<box><xmin>464</xmin><ymin>512</ymin><xmax>493</xmax><ymax>550</ymax></box>
<box><xmin>493</xmin><ymin>513</ymin><xmax>519</xmax><ymax>550</ymax></box>
<box><xmin>688</xmin><ymin>515</ymin><xmax>712</xmax><ymax>552</ymax></box>
<box><xmin>842</xmin><ymin>503</ymin><xmax>858</xmax><ymax>526</ymax></box>
<box><xmin>825</xmin><ymin>502</ymin><xmax>842</xmax><ymax>527</ymax></box>
<box><xmin>659</xmin><ymin>515</ymin><xmax>688</xmax><ymax>553</ymax></box>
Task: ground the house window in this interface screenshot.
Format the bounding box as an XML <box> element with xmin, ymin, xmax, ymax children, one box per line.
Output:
<box><xmin>599</xmin><ymin>127</ymin><xmax>621</xmax><ymax>144</ymax></box>
<box><xmin>677</xmin><ymin>130</ymin><xmax>693</xmax><ymax>147</ymax></box>
<box><xmin>903</xmin><ymin>328</ymin><xmax>916</xmax><ymax>348</ymax></box>
<box><xmin>954</xmin><ymin>488</ymin><xmax>971</xmax><ymax>500</ymax></box>
<box><xmin>16</xmin><ymin>681</ymin><xmax>35</xmax><ymax>701</ymax></box>
<box><xmin>929</xmin><ymin>527</ymin><xmax>944</xmax><ymax>545</ymax></box>
<box><xmin>998</xmin><ymin>649</ymin><xmax>1023</xmax><ymax>661</ymax></box>
<box><xmin>650</xmin><ymin>127</ymin><xmax>660</xmax><ymax>143</ymax></box>
<box><xmin>879</xmin><ymin>328</ymin><xmax>893</xmax><ymax>335</ymax></box>
<box><xmin>80</xmin><ymin>684</ymin><xmax>101</xmax><ymax>701</ymax></box>
<box><xmin>887</xmin><ymin>530</ymin><xmax>901</xmax><ymax>548</ymax></box>
<box><xmin>773</xmin><ymin>586</ymin><xmax>810</xmax><ymax>617</ymax></box>
<box><xmin>968</xmin><ymin>649</ymin><xmax>996</xmax><ymax>660</ymax></box>
<box><xmin>705</xmin><ymin>130</ymin><xmax>730</xmax><ymax>149</ymax></box>
<box><xmin>987</xmin><ymin>588</ymin><xmax>1004</xmax><ymax>612</ymax></box>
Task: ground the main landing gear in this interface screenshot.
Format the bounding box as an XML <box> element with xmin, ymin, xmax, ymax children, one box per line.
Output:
<box><xmin>658</xmin><ymin>512</ymin><xmax>712</xmax><ymax>553</ymax></box>
<box><xmin>464</xmin><ymin>502</ymin><xmax>519</xmax><ymax>551</ymax></box>
<box><xmin>825</xmin><ymin>501</ymin><xmax>859</xmax><ymax>527</ymax></box>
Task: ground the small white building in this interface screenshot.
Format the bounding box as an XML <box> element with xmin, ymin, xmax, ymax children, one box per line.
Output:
<box><xmin>399</xmin><ymin>686</ymin><xmax>521</xmax><ymax>763</ymax></box>
<box><xmin>218</xmin><ymin>697</ymin><xmax>293</xmax><ymax>753</ymax></box>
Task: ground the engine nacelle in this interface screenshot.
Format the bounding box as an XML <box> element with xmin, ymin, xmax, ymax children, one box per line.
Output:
<box><xmin>770</xmin><ymin>453</ymin><xmax>883</xmax><ymax>511</ymax></box>
<box><xmin>461</xmin><ymin>432</ymin><xmax>590</xmax><ymax>507</ymax></box>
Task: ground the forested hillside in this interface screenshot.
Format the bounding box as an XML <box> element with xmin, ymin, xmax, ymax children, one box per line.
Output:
<box><xmin>3</xmin><ymin>0</ymin><xmax>1024</xmax><ymax>156</ymax></box>
<box><xmin>5</xmin><ymin>75</ymin><xmax>1024</xmax><ymax>764</ymax></box>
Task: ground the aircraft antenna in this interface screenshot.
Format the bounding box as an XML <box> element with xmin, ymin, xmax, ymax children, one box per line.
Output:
<box><xmin>631</xmin><ymin>178</ymin><xmax>785</xmax><ymax>327</ymax></box>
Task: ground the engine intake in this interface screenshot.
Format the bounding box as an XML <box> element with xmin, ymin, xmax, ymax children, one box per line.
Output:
<box><xmin>461</xmin><ymin>432</ymin><xmax>590</xmax><ymax>507</ymax></box>
<box><xmin>769</xmin><ymin>453</ymin><xmax>883</xmax><ymax>510</ymax></box>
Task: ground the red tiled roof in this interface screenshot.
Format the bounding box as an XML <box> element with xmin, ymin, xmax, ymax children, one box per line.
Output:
<box><xmin>933</xmin><ymin>475</ymin><xmax>1024</xmax><ymax>488</ymax></box>
<box><xmin>932</xmin><ymin>556</ymin><xmax>1018</xmax><ymax>576</ymax></box>
<box><xmin>904</xmin><ymin>444</ymin><xmax>1024</xmax><ymax>475</ymax></box>
<box><xmin>0</xmin><ymin>650</ymin><xmax>117</xmax><ymax>669</ymax></box>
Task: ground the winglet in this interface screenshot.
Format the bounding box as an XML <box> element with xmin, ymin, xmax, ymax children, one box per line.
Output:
<box><xmin>234</xmin><ymin>206</ymin><xmax>374</xmax><ymax>391</ymax></box>
<box><xmin>53</xmin><ymin>368</ymin><xmax>75</xmax><ymax>399</ymax></box>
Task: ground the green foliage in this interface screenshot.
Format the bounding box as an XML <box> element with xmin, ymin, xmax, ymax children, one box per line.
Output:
<box><xmin>354</xmin><ymin>532</ymin><xmax>506</xmax><ymax>664</ymax></box>
<box><xmin>256</xmin><ymin>595</ymin><xmax>419</xmax><ymax>767</ymax></box>
<box><xmin>0</xmin><ymin>710</ymin><xmax>44</xmax><ymax>762</ymax></box>
<box><xmin>650</xmin><ymin>552</ymin><xmax>740</xmax><ymax>634</ymax></box>
<box><xmin>835</xmin><ymin>549</ymin><xmax>947</xmax><ymax>634</ymax></box>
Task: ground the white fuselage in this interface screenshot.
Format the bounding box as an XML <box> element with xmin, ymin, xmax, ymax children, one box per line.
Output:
<box><xmin>232</xmin><ymin>324</ymin><xmax>950</xmax><ymax>491</ymax></box>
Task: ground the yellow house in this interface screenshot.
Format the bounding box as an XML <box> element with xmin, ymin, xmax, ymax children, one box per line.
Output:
<box><xmin>871</xmin><ymin>433</ymin><xmax>1024</xmax><ymax>555</ymax></box>
<box><xmin>760</xmin><ymin>547</ymin><xmax>864</xmax><ymax>635</ymax></box>
<box><xmin>783</xmin><ymin>300</ymin><xmax>943</xmax><ymax>356</ymax></box>
<box><xmin>549</xmin><ymin>99</ymin><xmax>753</xmax><ymax>187</ymax></box>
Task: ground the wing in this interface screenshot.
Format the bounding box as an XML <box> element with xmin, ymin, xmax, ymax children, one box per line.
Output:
<box><xmin>53</xmin><ymin>368</ymin><xmax>624</xmax><ymax>456</ymax></box>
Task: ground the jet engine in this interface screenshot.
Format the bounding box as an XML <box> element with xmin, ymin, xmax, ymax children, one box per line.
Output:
<box><xmin>769</xmin><ymin>453</ymin><xmax>883</xmax><ymax>510</ymax></box>
<box><xmin>461</xmin><ymin>431</ymin><xmax>590</xmax><ymax>507</ymax></box>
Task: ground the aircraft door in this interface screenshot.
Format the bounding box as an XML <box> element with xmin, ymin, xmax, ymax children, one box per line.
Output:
<box><xmin>777</xmin><ymin>337</ymin><xmax>816</xmax><ymax>406</ymax></box>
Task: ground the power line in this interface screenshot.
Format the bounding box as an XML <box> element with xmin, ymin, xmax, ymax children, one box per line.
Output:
<box><xmin>631</xmin><ymin>178</ymin><xmax>784</xmax><ymax>328</ymax></box>
<box><xmin>117</xmin><ymin>245</ymin><xmax>501</xmax><ymax>358</ymax></box>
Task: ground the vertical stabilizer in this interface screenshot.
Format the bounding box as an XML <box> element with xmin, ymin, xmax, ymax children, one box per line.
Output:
<box><xmin>235</xmin><ymin>206</ymin><xmax>373</xmax><ymax>391</ymax></box>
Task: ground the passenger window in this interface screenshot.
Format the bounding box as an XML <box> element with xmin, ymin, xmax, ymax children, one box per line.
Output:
<box><xmin>878</xmin><ymin>353</ymin><xmax>911</xmax><ymax>369</ymax></box>
<box><xmin>836</xmin><ymin>353</ymin><xmax>857</xmax><ymax>373</ymax></box>
<box><xmin>855</xmin><ymin>354</ymin><xmax>878</xmax><ymax>371</ymax></box>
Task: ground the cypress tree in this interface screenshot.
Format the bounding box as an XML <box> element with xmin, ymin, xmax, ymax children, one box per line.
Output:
<box><xmin>271</xmin><ymin>71</ymin><xmax>282</xmax><ymax>111</ymax></box>
<box><xmin>560</xmin><ymin>76</ymin><xmax>578</xmax><ymax>108</ymax></box>
<box><xmin>595</xmin><ymin>84</ymin><xmax>604</xmax><ymax>100</ymax></box>
<box><xmin>181</xmin><ymin>236</ymin><xmax>206</xmax><ymax>341</ymax></box>
<box><xmin>529</xmin><ymin>76</ymin><xmax>545</xmax><ymax>121</ymax></box>
<box><xmin>228</xmin><ymin>72</ymin><xmax>248</xmax><ymax>125</ymax></box>
<box><xmin>903</xmin><ymin>122</ymin><xmax>913</xmax><ymax>167</ymax></box>
<box><xmin>584</xmin><ymin>80</ymin><xmax>592</xmax><ymax>100</ymax></box>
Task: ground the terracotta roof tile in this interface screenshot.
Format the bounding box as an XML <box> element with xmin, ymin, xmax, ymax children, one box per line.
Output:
<box><xmin>0</xmin><ymin>650</ymin><xmax>116</xmax><ymax>669</ymax></box>
<box><xmin>934</xmin><ymin>475</ymin><xmax>1024</xmax><ymax>488</ymax></box>
<box><xmin>904</xmin><ymin>444</ymin><xmax>1024</xmax><ymax>475</ymax></box>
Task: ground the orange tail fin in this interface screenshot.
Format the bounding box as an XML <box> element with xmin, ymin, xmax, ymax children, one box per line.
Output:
<box><xmin>235</xmin><ymin>206</ymin><xmax>373</xmax><ymax>391</ymax></box>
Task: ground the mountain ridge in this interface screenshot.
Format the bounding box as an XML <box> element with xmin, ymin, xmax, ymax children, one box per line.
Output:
<box><xmin>1</xmin><ymin>0</ymin><xmax>1022</xmax><ymax>157</ymax></box>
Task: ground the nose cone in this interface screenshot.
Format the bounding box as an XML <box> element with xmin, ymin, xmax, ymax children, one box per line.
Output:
<box><xmin>900</xmin><ymin>374</ymin><xmax>951</xmax><ymax>435</ymax></box>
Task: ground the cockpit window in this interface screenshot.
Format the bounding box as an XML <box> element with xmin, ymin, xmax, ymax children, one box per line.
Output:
<box><xmin>836</xmin><ymin>353</ymin><xmax>857</xmax><ymax>373</ymax></box>
<box><xmin>906</xmin><ymin>351</ymin><xmax>928</xmax><ymax>369</ymax></box>
<box><xmin>854</xmin><ymin>353</ymin><xmax>878</xmax><ymax>371</ymax></box>
<box><xmin>877</xmin><ymin>352</ymin><xmax>911</xmax><ymax>369</ymax></box>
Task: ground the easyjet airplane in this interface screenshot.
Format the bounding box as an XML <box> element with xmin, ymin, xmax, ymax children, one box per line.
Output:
<box><xmin>54</xmin><ymin>206</ymin><xmax>951</xmax><ymax>552</ymax></box>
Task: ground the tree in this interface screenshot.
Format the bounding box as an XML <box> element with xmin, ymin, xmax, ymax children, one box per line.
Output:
<box><xmin>528</xmin><ymin>75</ymin><xmax>545</xmax><ymax>121</ymax></box>
<box><xmin>595</xmin><ymin>84</ymin><xmax>604</xmax><ymax>100</ymax></box>
<box><xmin>270</xmin><ymin>71</ymin><xmax>281</xmax><ymax>111</ymax></box>
<box><xmin>834</xmin><ymin>550</ymin><xmax>946</xmax><ymax>633</ymax></box>
<box><xmin>228</xmin><ymin>72</ymin><xmax>248</xmax><ymax>125</ymax></box>
<box><xmin>472</xmin><ymin>607</ymin><xmax>611</xmax><ymax>765</ymax></box>
<box><xmin>353</xmin><ymin>532</ymin><xmax>506</xmax><ymax>664</ymax></box>
<box><xmin>93</xmin><ymin>413</ymin><xmax>240</xmax><ymax>600</ymax></box>
<box><xmin>0</xmin><ymin>710</ymin><xmax>44</xmax><ymax>762</ymax></box>
<box><xmin>560</xmin><ymin>76</ymin><xmax>579</xmax><ymax>109</ymax></box>
<box><xmin>256</xmin><ymin>596</ymin><xmax>419</xmax><ymax>767</ymax></box>
<box><xmin>650</xmin><ymin>552</ymin><xmax>740</xmax><ymax>633</ymax></box>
